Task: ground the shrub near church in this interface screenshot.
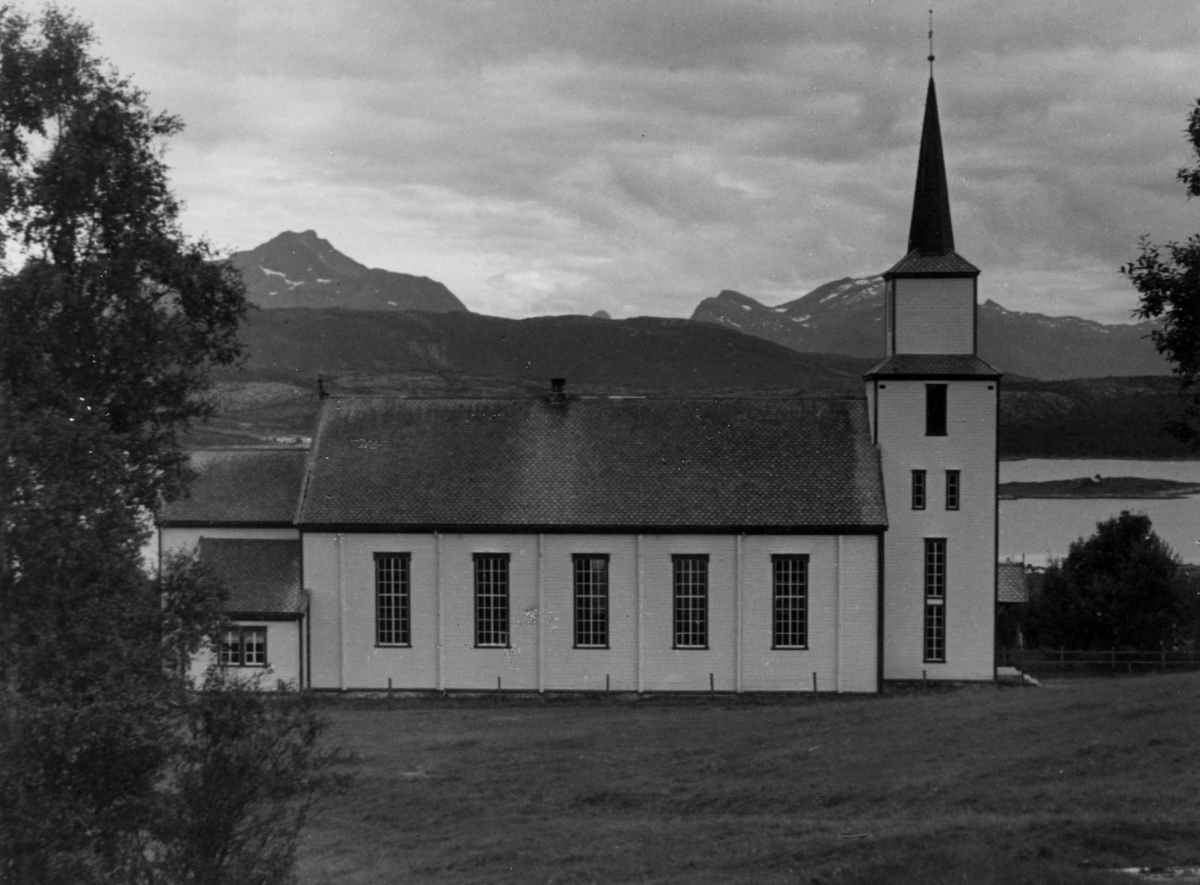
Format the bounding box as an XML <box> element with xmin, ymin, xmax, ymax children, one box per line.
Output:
<box><xmin>1027</xmin><ymin>511</ymin><xmax>1197</xmax><ymax>651</ymax></box>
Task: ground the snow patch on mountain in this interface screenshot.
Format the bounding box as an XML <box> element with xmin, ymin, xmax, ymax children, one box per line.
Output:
<box><xmin>259</xmin><ymin>266</ymin><xmax>304</xmax><ymax>289</ymax></box>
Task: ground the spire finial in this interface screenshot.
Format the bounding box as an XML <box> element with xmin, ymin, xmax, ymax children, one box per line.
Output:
<box><xmin>928</xmin><ymin>10</ymin><xmax>935</xmax><ymax>76</ymax></box>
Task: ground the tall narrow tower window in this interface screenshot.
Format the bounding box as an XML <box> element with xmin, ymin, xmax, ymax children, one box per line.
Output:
<box><xmin>925</xmin><ymin>384</ymin><xmax>947</xmax><ymax>436</ymax></box>
<box><xmin>924</xmin><ymin>538</ymin><xmax>947</xmax><ymax>663</ymax></box>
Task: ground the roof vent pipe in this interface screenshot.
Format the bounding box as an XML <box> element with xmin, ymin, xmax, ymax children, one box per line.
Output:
<box><xmin>549</xmin><ymin>377</ymin><xmax>567</xmax><ymax>404</ymax></box>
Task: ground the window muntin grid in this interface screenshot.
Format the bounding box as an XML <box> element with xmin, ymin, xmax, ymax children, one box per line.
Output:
<box><xmin>912</xmin><ymin>469</ymin><xmax>926</xmax><ymax>510</ymax></box>
<box><xmin>945</xmin><ymin>470</ymin><xmax>960</xmax><ymax>510</ymax></box>
<box><xmin>924</xmin><ymin>538</ymin><xmax>946</xmax><ymax>662</ymax></box>
<box><xmin>672</xmin><ymin>555</ymin><xmax>708</xmax><ymax>649</ymax></box>
<box><xmin>219</xmin><ymin>626</ymin><xmax>267</xmax><ymax>667</ymax></box>
<box><xmin>772</xmin><ymin>555</ymin><xmax>809</xmax><ymax>649</ymax></box>
<box><xmin>573</xmin><ymin>554</ymin><xmax>609</xmax><ymax>649</ymax></box>
<box><xmin>474</xmin><ymin>553</ymin><xmax>510</xmax><ymax>648</ymax></box>
<box><xmin>375</xmin><ymin>553</ymin><xmax>411</xmax><ymax>646</ymax></box>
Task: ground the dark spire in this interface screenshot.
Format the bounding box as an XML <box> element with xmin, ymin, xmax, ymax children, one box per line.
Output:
<box><xmin>906</xmin><ymin>73</ymin><xmax>955</xmax><ymax>256</ymax></box>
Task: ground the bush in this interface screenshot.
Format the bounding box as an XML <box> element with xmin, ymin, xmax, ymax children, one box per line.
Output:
<box><xmin>1027</xmin><ymin>510</ymin><xmax>1194</xmax><ymax>650</ymax></box>
<box><xmin>158</xmin><ymin>669</ymin><xmax>345</xmax><ymax>885</ymax></box>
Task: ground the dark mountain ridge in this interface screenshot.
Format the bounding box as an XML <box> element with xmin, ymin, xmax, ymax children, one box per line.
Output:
<box><xmin>230</xmin><ymin>230</ymin><xmax>467</xmax><ymax>313</ymax></box>
<box><xmin>226</xmin><ymin>308</ymin><xmax>872</xmax><ymax>395</ymax></box>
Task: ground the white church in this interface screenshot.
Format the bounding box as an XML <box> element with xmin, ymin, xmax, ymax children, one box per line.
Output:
<box><xmin>159</xmin><ymin>70</ymin><xmax>1000</xmax><ymax>694</ymax></box>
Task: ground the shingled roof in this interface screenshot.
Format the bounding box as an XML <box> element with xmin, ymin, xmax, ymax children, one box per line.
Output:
<box><xmin>197</xmin><ymin>538</ymin><xmax>305</xmax><ymax>618</ymax></box>
<box><xmin>299</xmin><ymin>395</ymin><xmax>886</xmax><ymax>532</ymax></box>
<box><xmin>885</xmin><ymin>249</ymin><xmax>980</xmax><ymax>276</ymax></box>
<box><xmin>997</xmin><ymin>563</ymin><xmax>1029</xmax><ymax>604</ymax></box>
<box><xmin>160</xmin><ymin>449</ymin><xmax>309</xmax><ymax>526</ymax></box>
<box><xmin>865</xmin><ymin>354</ymin><xmax>1000</xmax><ymax>379</ymax></box>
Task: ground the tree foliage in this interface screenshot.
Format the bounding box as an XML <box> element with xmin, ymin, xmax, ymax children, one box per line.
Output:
<box><xmin>1124</xmin><ymin>99</ymin><xmax>1200</xmax><ymax>445</ymax></box>
<box><xmin>1027</xmin><ymin>511</ymin><xmax>1195</xmax><ymax>650</ymax></box>
<box><xmin>0</xmin><ymin>6</ymin><xmax>337</xmax><ymax>883</ymax></box>
<box><xmin>160</xmin><ymin>671</ymin><xmax>345</xmax><ymax>885</ymax></box>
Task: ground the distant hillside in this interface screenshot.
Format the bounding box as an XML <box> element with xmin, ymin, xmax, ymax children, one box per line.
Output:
<box><xmin>229</xmin><ymin>230</ymin><xmax>467</xmax><ymax>313</ymax></box>
<box><xmin>201</xmin><ymin>368</ymin><xmax>1197</xmax><ymax>461</ymax></box>
<box><xmin>999</xmin><ymin>376</ymin><xmax>1193</xmax><ymax>459</ymax></box>
<box><xmin>224</xmin><ymin>308</ymin><xmax>873</xmax><ymax>395</ymax></box>
<box><xmin>691</xmin><ymin>277</ymin><xmax>1167</xmax><ymax>381</ymax></box>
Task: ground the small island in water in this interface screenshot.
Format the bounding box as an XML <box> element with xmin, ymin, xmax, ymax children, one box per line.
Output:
<box><xmin>998</xmin><ymin>476</ymin><xmax>1200</xmax><ymax>500</ymax></box>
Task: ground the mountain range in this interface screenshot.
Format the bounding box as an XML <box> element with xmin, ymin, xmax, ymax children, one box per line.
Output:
<box><xmin>691</xmin><ymin>277</ymin><xmax>1168</xmax><ymax>381</ymax></box>
<box><xmin>226</xmin><ymin>231</ymin><xmax>1168</xmax><ymax>381</ymax></box>
<box><xmin>229</xmin><ymin>230</ymin><xmax>467</xmax><ymax>313</ymax></box>
<box><xmin>188</xmin><ymin>231</ymin><xmax>1192</xmax><ymax>457</ymax></box>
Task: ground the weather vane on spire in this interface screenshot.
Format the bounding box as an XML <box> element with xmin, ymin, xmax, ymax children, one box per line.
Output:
<box><xmin>928</xmin><ymin>10</ymin><xmax>935</xmax><ymax>76</ymax></box>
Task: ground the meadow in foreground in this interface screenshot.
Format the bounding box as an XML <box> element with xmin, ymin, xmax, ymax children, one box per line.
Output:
<box><xmin>298</xmin><ymin>672</ymin><xmax>1200</xmax><ymax>884</ymax></box>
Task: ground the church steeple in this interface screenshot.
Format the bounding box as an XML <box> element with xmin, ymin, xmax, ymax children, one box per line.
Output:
<box><xmin>907</xmin><ymin>76</ymin><xmax>955</xmax><ymax>256</ymax></box>
<box><xmin>879</xmin><ymin>38</ymin><xmax>981</xmax><ymax>357</ymax></box>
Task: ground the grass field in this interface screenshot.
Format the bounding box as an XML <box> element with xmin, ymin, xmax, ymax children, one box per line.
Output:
<box><xmin>296</xmin><ymin>673</ymin><xmax>1200</xmax><ymax>884</ymax></box>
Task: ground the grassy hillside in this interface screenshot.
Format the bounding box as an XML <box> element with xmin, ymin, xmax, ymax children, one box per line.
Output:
<box><xmin>191</xmin><ymin>309</ymin><xmax>1199</xmax><ymax>458</ymax></box>
<box><xmin>299</xmin><ymin>673</ymin><xmax>1200</xmax><ymax>884</ymax></box>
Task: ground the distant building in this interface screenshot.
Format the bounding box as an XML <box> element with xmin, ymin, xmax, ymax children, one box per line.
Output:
<box><xmin>996</xmin><ymin>561</ymin><xmax>1032</xmax><ymax>650</ymax></box>
<box><xmin>159</xmin><ymin>69</ymin><xmax>999</xmax><ymax>692</ymax></box>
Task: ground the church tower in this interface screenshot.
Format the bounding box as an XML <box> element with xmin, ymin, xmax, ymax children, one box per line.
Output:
<box><xmin>866</xmin><ymin>60</ymin><xmax>1000</xmax><ymax>683</ymax></box>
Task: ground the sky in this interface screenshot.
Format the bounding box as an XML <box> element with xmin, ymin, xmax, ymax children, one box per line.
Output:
<box><xmin>48</xmin><ymin>0</ymin><xmax>1200</xmax><ymax>322</ymax></box>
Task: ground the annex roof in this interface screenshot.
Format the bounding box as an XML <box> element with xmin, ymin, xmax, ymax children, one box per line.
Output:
<box><xmin>197</xmin><ymin>538</ymin><xmax>305</xmax><ymax>617</ymax></box>
<box><xmin>865</xmin><ymin>354</ymin><xmax>1001</xmax><ymax>379</ymax></box>
<box><xmin>299</xmin><ymin>394</ymin><xmax>887</xmax><ymax>532</ymax></box>
<box><xmin>160</xmin><ymin>449</ymin><xmax>309</xmax><ymax>526</ymax></box>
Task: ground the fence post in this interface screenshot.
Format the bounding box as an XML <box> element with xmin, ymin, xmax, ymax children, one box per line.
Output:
<box><xmin>1110</xmin><ymin>648</ymin><xmax>1115</xmax><ymax>675</ymax></box>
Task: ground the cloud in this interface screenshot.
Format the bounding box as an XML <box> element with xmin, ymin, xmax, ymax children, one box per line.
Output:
<box><xmin>55</xmin><ymin>0</ymin><xmax>1200</xmax><ymax>321</ymax></box>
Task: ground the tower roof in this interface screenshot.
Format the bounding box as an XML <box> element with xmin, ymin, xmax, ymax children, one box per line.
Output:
<box><xmin>907</xmin><ymin>76</ymin><xmax>955</xmax><ymax>256</ymax></box>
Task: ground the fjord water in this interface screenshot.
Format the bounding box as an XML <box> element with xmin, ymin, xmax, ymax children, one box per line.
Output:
<box><xmin>999</xmin><ymin>459</ymin><xmax>1200</xmax><ymax>565</ymax></box>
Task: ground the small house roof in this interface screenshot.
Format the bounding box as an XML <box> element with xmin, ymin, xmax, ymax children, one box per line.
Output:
<box><xmin>997</xmin><ymin>563</ymin><xmax>1029</xmax><ymax>603</ymax></box>
<box><xmin>197</xmin><ymin>538</ymin><xmax>305</xmax><ymax>617</ymax></box>
<box><xmin>160</xmin><ymin>449</ymin><xmax>309</xmax><ymax>526</ymax></box>
<box><xmin>298</xmin><ymin>394</ymin><xmax>887</xmax><ymax>532</ymax></box>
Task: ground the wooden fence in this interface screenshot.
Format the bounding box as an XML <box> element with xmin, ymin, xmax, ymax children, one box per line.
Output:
<box><xmin>1000</xmin><ymin>647</ymin><xmax>1200</xmax><ymax>674</ymax></box>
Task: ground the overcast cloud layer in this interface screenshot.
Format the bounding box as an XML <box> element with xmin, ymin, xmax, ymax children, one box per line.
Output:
<box><xmin>56</xmin><ymin>0</ymin><xmax>1200</xmax><ymax>322</ymax></box>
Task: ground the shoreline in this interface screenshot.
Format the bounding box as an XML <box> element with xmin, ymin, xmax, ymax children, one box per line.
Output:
<box><xmin>998</xmin><ymin>477</ymin><xmax>1200</xmax><ymax>500</ymax></box>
